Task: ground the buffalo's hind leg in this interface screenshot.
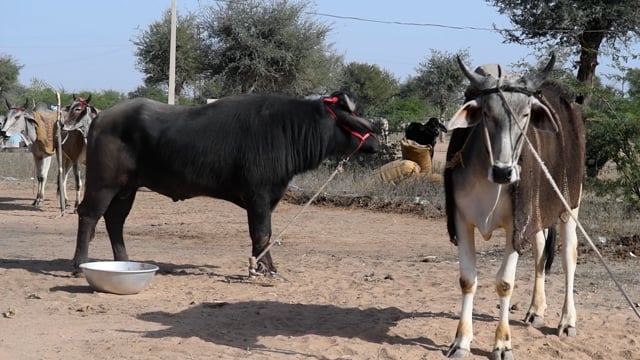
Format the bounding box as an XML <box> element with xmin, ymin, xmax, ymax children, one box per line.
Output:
<box><xmin>246</xmin><ymin>194</ymin><xmax>277</xmax><ymax>275</ymax></box>
<box><xmin>72</xmin><ymin>188</ymin><xmax>120</xmax><ymax>271</ymax></box>
<box><xmin>103</xmin><ymin>190</ymin><xmax>137</xmax><ymax>262</ymax></box>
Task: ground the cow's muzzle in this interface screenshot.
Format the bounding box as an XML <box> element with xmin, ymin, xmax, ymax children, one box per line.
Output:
<box><xmin>490</xmin><ymin>165</ymin><xmax>520</xmax><ymax>184</ymax></box>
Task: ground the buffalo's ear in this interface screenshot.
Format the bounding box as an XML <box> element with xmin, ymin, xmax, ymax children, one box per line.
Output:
<box><xmin>331</xmin><ymin>91</ymin><xmax>357</xmax><ymax>113</ymax></box>
<box><xmin>530</xmin><ymin>97</ymin><xmax>559</xmax><ymax>132</ymax></box>
<box><xmin>448</xmin><ymin>99</ymin><xmax>482</xmax><ymax>130</ymax></box>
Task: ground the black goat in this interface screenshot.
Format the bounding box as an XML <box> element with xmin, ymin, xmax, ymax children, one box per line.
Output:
<box><xmin>404</xmin><ymin>117</ymin><xmax>447</xmax><ymax>159</ymax></box>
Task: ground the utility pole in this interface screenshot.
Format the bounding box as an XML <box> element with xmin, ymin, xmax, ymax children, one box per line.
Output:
<box><xmin>168</xmin><ymin>0</ymin><xmax>177</xmax><ymax>104</ymax></box>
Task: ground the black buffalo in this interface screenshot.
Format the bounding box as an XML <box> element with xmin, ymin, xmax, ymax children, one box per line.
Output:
<box><xmin>71</xmin><ymin>92</ymin><xmax>379</xmax><ymax>274</ymax></box>
<box><xmin>404</xmin><ymin>117</ymin><xmax>447</xmax><ymax>158</ymax></box>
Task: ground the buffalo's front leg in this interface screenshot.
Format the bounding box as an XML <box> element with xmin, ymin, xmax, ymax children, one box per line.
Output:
<box><xmin>246</xmin><ymin>197</ymin><xmax>277</xmax><ymax>274</ymax></box>
<box><xmin>72</xmin><ymin>187</ymin><xmax>119</xmax><ymax>271</ymax></box>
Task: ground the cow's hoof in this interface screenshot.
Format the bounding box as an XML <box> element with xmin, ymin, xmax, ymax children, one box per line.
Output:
<box><xmin>445</xmin><ymin>344</ymin><xmax>470</xmax><ymax>358</ymax></box>
<box><xmin>491</xmin><ymin>348</ymin><xmax>513</xmax><ymax>360</ymax></box>
<box><xmin>558</xmin><ymin>324</ymin><xmax>577</xmax><ymax>337</ymax></box>
<box><xmin>32</xmin><ymin>199</ymin><xmax>42</xmax><ymax>207</ymax></box>
<box><xmin>524</xmin><ymin>312</ymin><xmax>545</xmax><ymax>328</ymax></box>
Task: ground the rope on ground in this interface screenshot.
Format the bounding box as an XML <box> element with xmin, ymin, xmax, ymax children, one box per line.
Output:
<box><xmin>249</xmin><ymin>158</ymin><xmax>348</xmax><ymax>276</ymax></box>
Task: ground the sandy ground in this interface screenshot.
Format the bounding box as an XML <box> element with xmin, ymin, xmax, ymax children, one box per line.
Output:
<box><xmin>0</xmin><ymin>144</ymin><xmax>639</xmax><ymax>359</ymax></box>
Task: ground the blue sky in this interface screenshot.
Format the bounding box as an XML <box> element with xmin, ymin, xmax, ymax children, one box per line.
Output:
<box><xmin>0</xmin><ymin>0</ymin><xmax>634</xmax><ymax>94</ymax></box>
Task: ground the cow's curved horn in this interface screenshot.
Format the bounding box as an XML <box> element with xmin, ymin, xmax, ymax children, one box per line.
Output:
<box><xmin>457</xmin><ymin>56</ymin><xmax>486</xmax><ymax>89</ymax></box>
<box><xmin>86</xmin><ymin>94</ymin><xmax>92</xmax><ymax>103</ymax></box>
<box><xmin>530</xmin><ymin>52</ymin><xmax>556</xmax><ymax>89</ymax></box>
<box><xmin>5</xmin><ymin>98</ymin><xmax>10</xmax><ymax>109</ymax></box>
<box><xmin>72</xmin><ymin>93</ymin><xmax>77</xmax><ymax>100</ymax></box>
<box><xmin>23</xmin><ymin>98</ymin><xmax>29</xmax><ymax>110</ymax></box>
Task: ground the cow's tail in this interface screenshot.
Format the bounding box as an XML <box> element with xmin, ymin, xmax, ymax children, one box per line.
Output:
<box><xmin>543</xmin><ymin>225</ymin><xmax>557</xmax><ymax>273</ymax></box>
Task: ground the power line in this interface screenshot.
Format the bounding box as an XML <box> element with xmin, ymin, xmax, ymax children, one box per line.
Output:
<box><xmin>308</xmin><ymin>12</ymin><xmax>497</xmax><ymax>32</ymax></box>
<box><xmin>308</xmin><ymin>11</ymin><xmax>619</xmax><ymax>34</ymax></box>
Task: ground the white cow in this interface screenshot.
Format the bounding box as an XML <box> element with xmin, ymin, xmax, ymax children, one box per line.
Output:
<box><xmin>444</xmin><ymin>53</ymin><xmax>585</xmax><ymax>359</ymax></box>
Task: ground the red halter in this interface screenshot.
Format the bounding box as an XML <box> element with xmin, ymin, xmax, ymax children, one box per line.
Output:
<box><xmin>322</xmin><ymin>96</ymin><xmax>372</xmax><ymax>159</ymax></box>
<box><xmin>66</xmin><ymin>98</ymin><xmax>90</xmax><ymax>124</ymax></box>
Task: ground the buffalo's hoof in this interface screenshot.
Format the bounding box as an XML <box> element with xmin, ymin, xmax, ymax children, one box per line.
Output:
<box><xmin>249</xmin><ymin>261</ymin><xmax>277</xmax><ymax>277</ymax></box>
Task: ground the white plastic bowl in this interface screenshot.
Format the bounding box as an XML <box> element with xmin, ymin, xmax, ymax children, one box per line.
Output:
<box><xmin>79</xmin><ymin>261</ymin><xmax>159</xmax><ymax>295</ymax></box>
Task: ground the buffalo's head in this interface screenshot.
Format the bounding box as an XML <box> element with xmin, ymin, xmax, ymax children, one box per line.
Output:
<box><xmin>322</xmin><ymin>91</ymin><xmax>380</xmax><ymax>156</ymax></box>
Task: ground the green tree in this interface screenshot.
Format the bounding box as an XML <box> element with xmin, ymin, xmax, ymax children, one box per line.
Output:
<box><xmin>133</xmin><ymin>9</ymin><xmax>204</xmax><ymax>102</ymax></box>
<box><xmin>487</xmin><ymin>0</ymin><xmax>640</xmax><ymax>93</ymax></box>
<box><xmin>338</xmin><ymin>62</ymin><xmax>399</xmax><ymax>117</ymax></box>
<box><xmin>381</xmin><ymin>96</ymin><xmax>433</xmax><ymax>131</ymax></box>
<box><xmin>128</xmin><ymin>85</ymin><xmax>168</xmax><ymax>103</ymax></box>
<box><xmin>624</xmin><ymin>68</ymin><xmax>640</xmax><ymax>98</ymax></box>
<box><xmin>200</xmin><ymin>0</ymin><xmax>332</xmax><ymax>95</ymax></box>
<box><xmin>0</xmin><ymin>54</ymin><xmax>22</xmax><ymax>95</ymax></box>
<box><xmin>412</xmin><ymin>49</ymin><xmax>470</xmax><ymax>122</ymax></box>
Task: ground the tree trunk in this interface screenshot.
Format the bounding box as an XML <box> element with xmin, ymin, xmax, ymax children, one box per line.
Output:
<box><xmin>576</xmin><ymin>19</ymin><xmax>609</xmax><ymax>105</ymax></box>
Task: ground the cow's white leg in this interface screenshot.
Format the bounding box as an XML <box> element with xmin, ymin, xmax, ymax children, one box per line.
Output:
<box><xmin>33</xmin><ymin>155</ymin><xmax>52</xmax><ymax>207</ymax></box>
<box><xmin>447</xmin><ymin>220</ymin><xmax>476</xmax><ymax>358</ymax></box>
<box><xmin>492</xmin><ymin>232</ymin><xmax>518</xmax><ymax>360</ymax></box>
<box><xmin>558</xmin><ymin>207</ymin><xmax>579</xmax><ymax>336</ymax></box>
<box><xmin>73</xmin><ymin>162</ymin><xmax>82</xmax><ymax>211</ymax></box>
<box><xmin>59</xmin><ymin>156</ymin><xmax>72</xmax><ymax>209</ymax></box>
<box><xmin>525</xmin><ymin>230</ymin><xmax>548</xmax><ymax>327</ymax></box>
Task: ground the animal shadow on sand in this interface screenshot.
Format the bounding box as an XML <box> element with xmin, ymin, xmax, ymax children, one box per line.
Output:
<box><xmin>0</xmin><ymin>196</ymin><xmax>43</xmax><ymax>211</ymax></box>
<box><xmin>135</xmin><ymin>301</ymin><xmax>499</xmax><ymax>358</ymax></box>
<box><xmin>0</xmin><ymin>258</ymin><xmax>218</xmax><ymax>280</ymax></box>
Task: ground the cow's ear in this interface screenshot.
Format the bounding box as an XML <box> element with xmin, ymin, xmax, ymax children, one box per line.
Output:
<box><xmin>448</xmin><ymin>99</ymin><xmax>481</xmax><ymax>130</ymax></box>
<box><xmin>530</xmin><ymin>97</ymin><xmax>559</xmax><ymax>132</ymax></box>
<box><xmin>25</xmin><ymin>114</ymin><xmax>38</xmax><ymax>127</ymax></box>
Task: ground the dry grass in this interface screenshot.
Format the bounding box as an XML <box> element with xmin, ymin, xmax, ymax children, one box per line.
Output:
<box><xmin>2</xmin><ymin>148</ymin><xmax>638</xmax><ymax>240</ymax></box>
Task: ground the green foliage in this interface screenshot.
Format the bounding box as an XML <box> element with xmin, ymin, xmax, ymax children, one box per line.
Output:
<box><xmin>380</xmin><ymin>96</ymin><xmax>433</xmax><ymax>131</ymax></box>
<box><xmin>583</xmin><ymin>68</ymin><xmax>640</xmax><ymax>208</ymax></box>
<box><xmin>487</xmin><ymin>0</ymin><xmax>640</xmax><ymax>88</ymax></box>
<box><xmin>0</xmin><ymin>54</ymin><xmax>22</xmax><ymax>94</ymax></box>
<box><xmin>16</xmin><ymin>80</ymin><xmax>126</xmax><ymax>110</ymax></box>
<box><xmin>338</xmin><ymin>62</ymin><xmax>399</xmax><ymax>116</ymax></box>
<box><xmin>133</xmin><ymin>9</ymin><xmax>204</xmax><ymax>99</ymax></box>
<box><xmin>128</xmin><ymin>85</ymin><xmax>168</xmax><ymax>103</ymax></box>
<box><xmin>200</xmin><ymin>0</ymin><xmax>333</xmax><ymax>95</ymax></box>
<box><xmin>412</xmin><ymin>49</ymin><xmax>469</xmax><ymax>120</ymax></box>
